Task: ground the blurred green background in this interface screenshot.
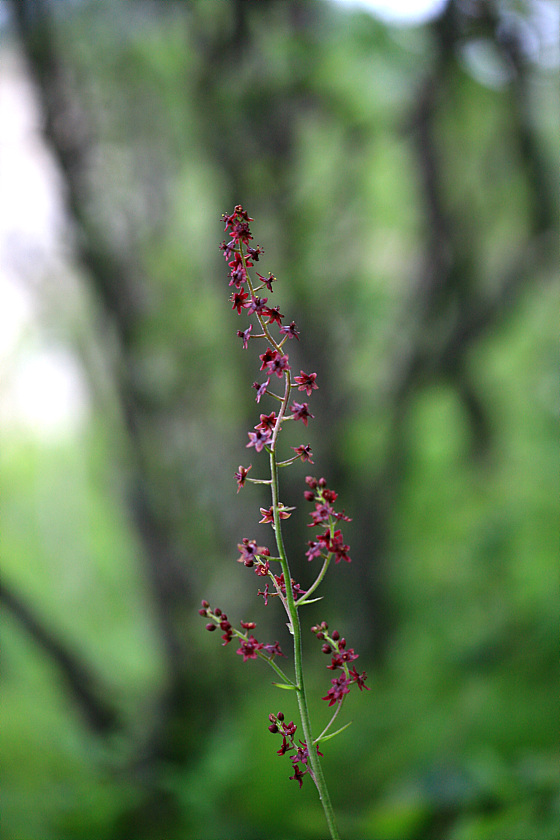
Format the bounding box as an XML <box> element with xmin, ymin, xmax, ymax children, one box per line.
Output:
<box><xmin>1</xmin><ymin>1</ymin><xmax>558</xmax><ymax>838</ymax></box>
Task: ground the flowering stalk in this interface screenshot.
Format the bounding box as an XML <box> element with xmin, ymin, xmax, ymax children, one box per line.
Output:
<box><xmin>200</xmin><ymin>206</ymin><xmax>369</xmax><ymax>840</ymax></box>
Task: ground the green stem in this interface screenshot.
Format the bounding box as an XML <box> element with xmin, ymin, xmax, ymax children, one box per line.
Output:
<box><xmin>296</xmin><ymin>554</ymin><xmax>331</xmax><ymax>606</ymax></box>
<box><xmin>240</xmin><ymin>239</ymin><xmax>340</xmax><ymax>839</ymax></box>
<box><xmin>314</xmin><ymin>696</ymin><xmax>345</xmax><ymax>742</ymax></box>
<box><xmin>259</xmin><ymin>653</ymin><xmax>297</xmax><ymax>687</ymax></box>
<box><xmin>269</xmin><ymin>446</ymin><xmax>341</xmax><ymax>840</ymax></box>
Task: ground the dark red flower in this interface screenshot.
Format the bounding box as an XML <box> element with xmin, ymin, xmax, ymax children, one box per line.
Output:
<box><xmin>328</xmin><ymin>529</ymin><xmax>351</xmax><ymax>563</ymax></box>
<box><xmin>265</xmin><ymin>306</ymin><xmax>284</xmax><ymax>326</ymax></box>
<box><xmin>259</xmin><ymin>504</ymin><xmax>293</xmax><ymax>524</ymax></box>
<box><xmin>290</xmin><ymin>402</ymin><xmax>314</xmax><ymax>426</ymax></box>
<box><xmin>233</xmin><ymin>221</ymin><xmax>252</xmax><ymax>243</ymax></box>
<box><xmin>259</xmin><ymin>506</ymin><xmax>275</xmax><ymax>524</ymax></box>
<box><xmin>282</xmin><ymin>720</ymin><xmax>297</xmax><ymax>737</ymax></box>
<box><xmin>230</xmin><ymin>288</ymin><xmax>249</xmax><ymax>313</ymax></box>
<box><xmin>246</xmin><ymin>295</ymin><xmax>268</xmax><ymax>315</ymax></box>
<box><xmin>228</xmin><ymin>252</ymin><xmax>247</xmax><ymax>287</ymax></box>
<box><xmin>247</xmin><ymin>428</ymin><xmax>272</xmax><ymax>452</ymax></box>
<box><xmin>256</xmin><ymin>272</ymin><xmax>277</xmax><ymax>292</ymax></box>
<box><xmin>292</xmin><ymin>444</ymin><xmax>314</xmax><ymax>463</ymax></box>
<box><xmin>262</xmin><ymin>641</ymin><xmax>285</xmax><ymax>657</ymax></box>
<box><xmin>266</xmin><ymin>353</ymin><xmax>291</xmax><ymax>378</ymax></box>
<box><xmin>237</xmin><ymin>538</ymin><xmax>268</xmax><ymax>565</ymax></box>
<box><xmin>237</xmin><ymin>324</ymin><xmax>253</xmax><ymax>349</ymax></box>
<box><xmin>252</xmin><ymin>379</ymin><xmax>270</xmax><ymax>403</ymax></box>
<box><xmin>279</xmin><ymin>321</ymin><xmax>300</xmax><ymax>340</ymax></box>
<box><xmin>306</xmin><ymin>539</ymin><xmax>325</xmax><ymax>561</ymax></box>
<box><xmin>348</xmin><ymin>667</ymin><xmax>370</xmax><ymax>691</ymax></box>
<box><xmin>222</xmin><ymin>206</ymin><xmax>253</xmax><ymax>232</ymax></box>
<box><xmin>291</xmin><ymin>741</ymin><xmax>323</xmax><ymax>767</ymax></box>
<box><xmin>254</xmin><ymin>558</ymin><xmax>270</xmax><ymax>576</ymax></box>
<box><xmin>236</xmin><ymin>635</ymin><xmax>264</xmax><ymax>661</ymax></box>
<box><xmin>308</xmin><ymin>502</ymin><xmax>334</xmax><ymax>526</ymax></box>
<box><xmin>327</xmin><ymin>654</ymin><xmax>344</xmax><ymax>670</ymax></box>
<box><xmin>294</xmin><ymin>371</ymin><xmax>318</xmax><ymax>396</ymax></box>
<box><xmin>322</xmin><ymin>674</ymin><xmax>351</xmax><ymax>706</ymax></box>
<box><xmin>255</xmin><ymin>412</ymin><xmax>278</xmax><ymax>433</ymax></box>
<box><xmin>259</xmin><ymin>348</ymin><xmax>277</xmax><ymax>371</ymax></box>
<box><xmin>219</xmin><ymin>239</ymin><xmax>236</xmax><ymax>260</ymax></box>
<box><xmin>289</xmin><ymin>764</ymin><xmax>306</xmax><ymax>789</ymax></box>
<box><xmin>327</xmin><ymin>647</ymin><xmax>358</xmax><ymax>670</ymax></box>
<box><xmin>246</xmin><ymin>245</ymin><xmax>263</xmax><ymax>261</ymax></box>
<box><xmin>235</xmin><ymin>464</ymin><xmax>252</xmax><ymax>492</ymax></box>
<box><xmin>272</xmin><ymin>573</ymin><xmax>306</xmax><ymax>599</ymax></box>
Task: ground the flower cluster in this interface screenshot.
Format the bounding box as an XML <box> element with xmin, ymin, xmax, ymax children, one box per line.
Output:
<box><xmin>200</xmin><ymin>207</ymin><xmax>367</xmax><ymax>816</ymax></box>
<box><xmin>200</xmin><ymin>601</ymin><xmax>284</xmax><ymax>660</ymax></box>
<box><xmin>221</xmin><ymin>207</ymin><xmax>317</xmax><ymax>455</ymax></box>
<box><xmin>304</xmin><ymin>477</ymin><xmax>352</xmax><ymax>564</ymax></box>
<box><xmin>267</xmin><ymin>713</ymin><xmax>324</xmax><ymax>789</ymax></box>
<box><xmin>312</xmin><ymin>622</ymin><xmax>370</xmax><ymax>705</ymax></box>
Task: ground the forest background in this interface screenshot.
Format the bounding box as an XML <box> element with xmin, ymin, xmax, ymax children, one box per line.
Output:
<box><xmin>1</xmin><ymin>1</ymin><xmax>558</xmax><ymax>838</ymax></box>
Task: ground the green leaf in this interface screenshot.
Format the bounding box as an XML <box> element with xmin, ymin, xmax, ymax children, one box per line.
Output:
<box><xmin>272</xmin><ymin>682</ymin><xmax>298</xmax><ymax>690</ymax></box>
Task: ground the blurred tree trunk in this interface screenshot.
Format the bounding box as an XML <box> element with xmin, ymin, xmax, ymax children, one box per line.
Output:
<box><xmin>11</xmin><ymin>0</ymin><xmax>321</xmax><ymax>836</ymax></box>
<box><xmin>1</xmin><ymin>578</ymin><xmax>121</xmax><ymax>734</ymax></box>
<box><xmin>349</xmin><ymin>0</ymin><xmax>557</xmax><ymax>662</ymax></box>
<box><xmin>12</xmin><ymin>2</ymin><xmax>197</xmax><ymax>836</ymax></box>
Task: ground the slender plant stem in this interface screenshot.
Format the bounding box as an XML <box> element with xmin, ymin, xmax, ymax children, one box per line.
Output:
<box><xmin>239</xmin><ymin>232</ymin><xmax>341</xmax><ymax>839</ymax></box>
<box><xmin>269</xmin><ymin>448</ymin><xmax>341</xmax><ymax>840</ymax></box>
<box><xmin>259</xmin><ymin>654</ymin><xmax>296</xmax><ymax>686</ymax></box>
<box><xmin>315</xmin><ymin>697</ymin><xmax>345</xmax><ymax>742</ymax></box>
<box><xmin>296</xmin><ymin>554</ymin><xmax>331</xmax><ymax>606</ymax></box>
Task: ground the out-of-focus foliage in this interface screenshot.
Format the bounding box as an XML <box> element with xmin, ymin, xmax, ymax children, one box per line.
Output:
<box><xmin>1</xmin><ymin>0</ymin><xmax>557</xmax><ymax>838</ymax></box>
